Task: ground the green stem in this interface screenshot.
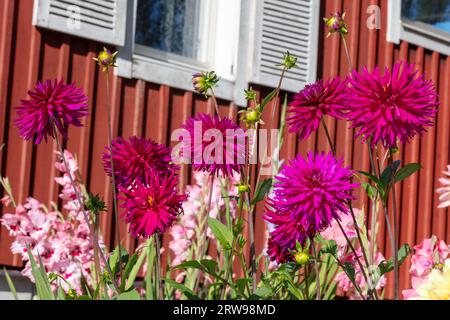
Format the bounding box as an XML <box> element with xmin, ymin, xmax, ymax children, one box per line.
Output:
<box><xmin>341</xmin><ymin>34</ymin><xmax>354</xmax><ymax>72</ymax></box>
<box><xmin>311</xmin><ymin>240</ymin><xmax>320</xmax><ymax>300</ymax></box>
<box><xmin>154</xmin><ymin>233</ymin><xmax>163</xmax><ymax>300</ymax></box>
<box><xmin>105</xmin><ymin>72</ymin><xmax>123</xmax><ymax>281</ymax></box>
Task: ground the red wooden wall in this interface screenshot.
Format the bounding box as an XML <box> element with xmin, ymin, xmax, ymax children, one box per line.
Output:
<box><xmin>0</xmin><ymin>0</ymin><xmax>449</xmax><ymax>299</ymax></box>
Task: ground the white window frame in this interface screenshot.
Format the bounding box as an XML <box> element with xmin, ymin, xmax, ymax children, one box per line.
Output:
<box><xmin>387</xmin><ymin>0</ymin><xmax>450</xmax><ymax>56</ymax></box>
<box><xmin>116</xmin><ymin>0</ymin><xmax>244</xmax><ymax>103</ymax></box>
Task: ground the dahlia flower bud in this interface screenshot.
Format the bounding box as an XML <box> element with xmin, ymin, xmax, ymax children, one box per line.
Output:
<box><xmin>191</xmin><ymin>71</ymin><xmax>219</xmax><ymax>96</ymax></box>
<box><xmin>239</xmin><ymin>108</ymin><xmax>263</xmax><ymax>127</ymax></box>
<box><xmin>237</xmin><ymin>184</ymin><xmax>250</xmax><ymax>193</ymax></box>
<box><xmin>324</xmin><ymin>12</ymin><xmax>348</xmax><ymax>37</ymax></box>
<box><xmin>278</xmin><ymin>51</ymin><xmax>297</xmax><ymax>70</ymax></box>
<box><xmin>94</xmin><ymin>47</ymin><xmax>118</xmax><ymax>72</ymax></box>
<box><xmin>244</xmin><ymin>88</ymin><xmax>257</xmax><ymax>101</ymax></box>
<box><xmin>85</xmin><ymin>193</ymin><xmax>106</xmax><ymax>213</ymax></box>
<box><xmin>295</xmin><ymin>252</ymin><xmax>310</xmax><ymax>265</ymax></box>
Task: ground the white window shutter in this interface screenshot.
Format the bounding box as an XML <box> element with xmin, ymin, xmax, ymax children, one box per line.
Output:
<box><xmin>252</xmin><ymin>0</ymin><xmax>320</xmax><ymax>92</ymax></box>
<box><xmin>33</xmin><ymin>0</ymin><xmax>127</xmax><ymax>46</ymax></box>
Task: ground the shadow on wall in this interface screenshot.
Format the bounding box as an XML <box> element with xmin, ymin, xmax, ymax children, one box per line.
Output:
<box><xmin>0</xmin><ymin>270</ymin><xmax>34</xmax><ymax>300</ymax></box>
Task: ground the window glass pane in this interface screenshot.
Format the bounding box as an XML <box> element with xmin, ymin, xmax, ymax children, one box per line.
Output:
<box><xmin>135</xmin><ymin>0</ymin><xmax>200</xmax><ymax>58</ymax></box>
<box><xmin>402</xmin><ymin>0</ymin><xmax>450</xmax><ymax>34</ymax></box>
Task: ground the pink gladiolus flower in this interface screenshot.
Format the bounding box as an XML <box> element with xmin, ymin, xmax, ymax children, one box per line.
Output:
<box><xmin>347</xmin><ymin>62</ymin><xmax>438</xmax><ymax>148</ymax></box>
<box><xmin>321</xmin><ymin>208</ymin><xmax>363</xmax><ymax>252</ymax></box>
<box><xmin>0</xmin><ymin>150</ymin><xmax>104</xmax><ymax>294</ymax></box>
<box><xmin>15</xmin><ymin>80</ymin><xmax>88</xmax><ymax>144</ymax></box>
<box><xmin>403</xmin><ymin>236</ymin><xmax>449</xmax><ymax>299</ymax></box>
<box><xmin>437</xmin><ymin>165</ymin><xmax>450</xmax><ymax>208</ymax></box>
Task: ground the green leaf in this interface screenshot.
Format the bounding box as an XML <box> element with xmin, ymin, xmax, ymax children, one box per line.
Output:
<box><xmin>173</xmin><ymin>259</ymin><xmax>218</xmax><ymax>277</ymax></box>
<box><xmin>362</xmin><ymin>182</ymin><xmax>378</xmax><ymax>199</ymax></box>
<box><xmin>251</xmin><ymin>178</ymin><xmax>273</xmax><ymax>205</ymax></box>
<box><xmin>207</xmin><ymin>217</ymin><xmax>233</xmax><ymax>250</ymax></box>
<box><xmin>342</xmin><ymin>262</ymin><xmax>356</xmax><ymax>284</ymax></box>
<box><xmin>165</xmin><ymin>279</ymin><xmax>200</xmax><ymax>300</ymax></box>
<box><xmin>358</xmin><ymin>170</ymin><xmax>381</xmax><ymax>185</ymax></box>
<box><xmin>26</xmin><ymin>246</ymin><xmax>54</xmax><ymax>300</ymax></box>
<box><xmin>321</xmin><ymin>240</ymin><xmax>338</xmax><ymax>256</ymax></box>
<box><xmin>378</xmin><ymin>244</ymin><xmax>413</xmax><ymax>276</ymax></box>
<box><xmin>395</xmin><ymin>163</ymin><xmax>422</xmax><ymax>183</ymax></box>
<box><xmin>259</xmin><ymin>89</ymin><xmax>277</xmax><ymax>112</ymax></box>
<box><xmin>121</xmin><ymin>251</ymin><xmax>139</xmax><ymax>291</ymax></box>
<box><xmin>253</xmin><ymin>285</ymin><xmax>273</xmax><ymax>299</ymax></box>
<box><xmin>125</xmin><ymin>246</ymin><xmax>148</xmax><ymax>291</ymax></box>
<box><xmin>235</xmin><ymin>278</ymin><xmax>251</xmax><ymax>295</ymax></box>
<box><xmin>116</xmin><ymin>289</ymin><xmax>141</xmax><ymax>300</ymax></box>
<box><xmin>200</xmin><ymin>259</ymin><xmax>218</xmax><ymax>275</ymax></box>
<box><xmin>3</xmin><ymin>268</ymin><xmax>19</xmax><ymax>300</ymax></box>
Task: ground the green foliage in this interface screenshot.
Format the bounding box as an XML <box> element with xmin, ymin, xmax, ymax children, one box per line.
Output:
<box><xmin>207</xmin><ymin>217</ymin><xmax>233</xmax><ymax>250</ymax></box>
<box><xmin>251</xmin><ymin>178</ymin><xmax>273</xmax><ymax>205</ymax></box>
<box><xmin>3</xmin><ymin>268</ymin><xmax>19</xmax><ymax>300</ymax></box>
<box><xmin>378</xmin><ymin>244</ymin><xmax>413</xmax><ymax>276</ymax></box>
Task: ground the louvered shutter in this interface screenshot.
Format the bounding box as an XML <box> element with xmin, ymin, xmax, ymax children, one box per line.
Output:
<box><xmin>252</xmin><ymin>0</ymin><xmax>320</xmax><ymax>92</ymax></box>
<box><xmin>33</xmin><ymin>0</ymin><xmax>127</xmax><ymax>46</ymax></box>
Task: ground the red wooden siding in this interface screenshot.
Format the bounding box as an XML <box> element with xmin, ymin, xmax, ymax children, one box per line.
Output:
<box><xmin>0</xmin><ymin>0</ymin><xmax>449</xmax><ymax>299</ymax></box>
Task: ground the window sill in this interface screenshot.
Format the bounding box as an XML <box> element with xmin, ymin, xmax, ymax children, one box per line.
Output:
<box><xmin>117</xmin><ymin>52</ymin><xmax>238</xmax><ymax>104</ymax></box>
<box><xmin>401</xmin><ymin>20</ymin><xmax>450</xmax><ymax>56</ymax></box>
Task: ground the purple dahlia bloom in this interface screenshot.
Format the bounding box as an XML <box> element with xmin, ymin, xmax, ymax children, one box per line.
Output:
<box><xmin>265</xmin><ymin>152</ymin><xmax>357</xmax><ymax>263</ymax></box>
<box><xmin>15</xmin><ymin>80</ymin><xmax>88</xmax><ymax>144</ymax></box>
<box><xmin>119</xmin><ymin>172</ymin><xmax>187</xmax><ymax>238</ymax></box>
<box><xmin>287</xmin><ymin>78</ymin><xmax>350</xmax><ymax>140</ymax></box>
<box><xmin>347</xmin><ymin>61</ymin><xmax>438</xmax><ymax>148</ymax></box>
<box><xmin>103</xmin><ymin>136</ymin><xmax>176</xmax><ymax>187</ymax></box>
<box><xmin>181</xmin><ymin>113</ymin><xmax>245</xmax><ymax>177</ymax></box>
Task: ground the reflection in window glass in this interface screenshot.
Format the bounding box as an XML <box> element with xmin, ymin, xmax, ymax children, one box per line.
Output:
<box><xmin>402</xmin><ymin>0</ymin><xmax>450</xmax><ymax>34</ymax></box>
<box><xmin>135</xmin><ymin>0</ymin><xmax>200</xmax><ymax>58</ymax></box>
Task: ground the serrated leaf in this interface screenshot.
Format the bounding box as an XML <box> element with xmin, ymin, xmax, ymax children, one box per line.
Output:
<box><xmin>165</xmin><ymin>279</ymin><xmax>200</xmax><ymax>300</ymax></box>
<box><xmin>207</xmin><ymin>217</ymin><xmax>233</xmax><ymax>250</ymax></box>
<box><xmin>395</xmin><ymin>163</ymin><xmax>422</xmax><ymax>183</ymax></box>
<box><xmin>251</xmin><ymin>178</ymin><xmax>273</xmax><ymax>205</ymax></box>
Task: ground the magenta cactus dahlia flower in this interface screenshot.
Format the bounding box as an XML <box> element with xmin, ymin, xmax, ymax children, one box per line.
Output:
<box><xmin>347</xmin><ymin>62</ymin><xmax>438</xmax><ymax>148</ymax></box>
<box><xmin>103</xmin><ymin>136</ymin><xmax>176</xmax><ymax>187</ymax></box>
<box><xmin>265</xmin><ymin>152</ymin><xmax>357</xmax><ymax>262</ymax></box>
<box><xmin>15</xmin><ymin>80</ymin><xmax>88</xmax><ymax>144</ymax></box>
<box><xmin>119</xmin><ymin>172</ymin><xmax>187</xmax><ymax>238</ymax></box>
<box><xmin>181</xmin><ymin>113</ymin><xmax>245</xmax><ymax>177</ymax></box>
<box><xmin>287</xmin><ymin>78</ymin><xmax>350</xmax><ymax>140</ymax></box>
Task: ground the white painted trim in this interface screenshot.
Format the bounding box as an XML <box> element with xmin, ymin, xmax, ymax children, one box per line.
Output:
<box><xmin>387</xmin><ymin>0</ymin><xmax>401</xmax><ymax>44</ymax></box>
<box><xmin>33</xmin><ymin>0</ymin><xmax>127</xmax><ymax>46</ymax></box>
<box><xmin>132</xmin><ymin>53</ymin><xmax>235</xmax><ymax>101</ymax></box>
<box><xmin>387</xmin><ymin>0</ymin><xmax>450</xmax><ymax>56</ymax></box>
